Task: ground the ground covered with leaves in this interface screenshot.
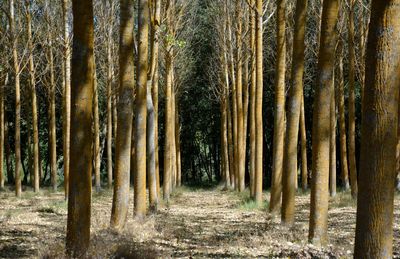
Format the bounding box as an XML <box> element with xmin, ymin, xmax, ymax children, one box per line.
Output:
<box><xmin>0</xmin><ymin>186</ymin><xmax>399</xmax><ymax>258</ymax></box>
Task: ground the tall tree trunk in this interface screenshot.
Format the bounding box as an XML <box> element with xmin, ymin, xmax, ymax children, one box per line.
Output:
<box><xmin>309</xmin><ymin>0</ymin><xmax>340</xmax><ymax>246</ymax></box>
<box><xmin>0</xmin><ymin>75</ymin><xmax>6</xmax><ymax>188</ymax></box>
<box><xmin>26</xmin><ymin>2</ymin><xmax>40</xmax><ymax>193</ymax></box>
<box><xmin>235</xmin><ymin>0</ymin><xmax>245</xmax><ymax>192</ymax></box>
<box><xmin>47</xmin><ymin>13</ymin><xmax>57</xmax><ymax>192</ymax></box>
<box><xmin>329</xmin><ymin>72</ymin><xmax>337</xmax><ymax>197</ymax></box>
<box><xmin>151</xmin><ymin>0</ymin><xmax>162</xmax><ymax>197</ymax></box>
<box><xmin>249</xmin><ymin>0</ymin><xmax>256</xmax><ymax>198</ymax></box>
<box><xmin>135</xmin><ymin>0</ymin><xmax>150</xmax><ymax>218</ymax></box>
<box><xmin>110</xmin><ymin>0</ymin><xmax>135</xmax><ymax>229</ymax></box>
<box><xmin>93</xmin><ymin>63</ymin><xmax>101</xmax><ymax>192</ymax></box>
<box><xmin>10</xmin><ymin>0</ymin><xmax>22</xmax><ymax>197</ymax></box>
<box><xmin>227</xmin><ymin>93</ymin><xmax>235</xmax><ymax>188</ymax></box>
<box><xmin>300</xmin><ymin>96</ymin><xmax>308</xmax><ymax>191</ymax></box>
<box><xmin>254</xmin><ymin>0</ymin><xmax>264</xmax><ymax>206</ymax></box>
<box><xmin>354</xmin><ymin>1</ymin><xmax>400</xmax><ymax>257</ymax></box>
<box><xmin>62</xmin><ymin>0</ymin><xmax>71</xmax><ymax>198</ymax></box>
<box><xmin>347</xmin><ymin>0</ymin><xmax>358</xmax><ymax>198</ymax></box>
<box><xmin>281</xmin><ymin>0</ymin><xmax>307</xmax><ymax>225</ymax></box>
<box><xmin>171</xmin><ymin>87</ymin><xmax>177</xmax><ymax>190</ymax></box>
<box><xmin>66</xmin><ymin>0</ymin><xmax>94</xmax><ymax>256</ymax></box>
<box><xmin>106</xmin><ymin>1</ymin><xmax>114</xmax><ymax>188</ymax></box>
<box><xmin>270</xmin><ymin>0</ymin><xmax>286</xmax><ymax>213</ymax></box>
<box><xmin>221</xmin><ymin>97</ymin><xmax>230</xmax><ymax>188</ymax></box>
<box><xmin>337</xmin><ymin>45</ymin><xmax>350</xmax><ymax>189</ymax></box>
<box><xmin>175</xmin><ymin>100</ymin><xmax>181</xmax><ymax>187</ymax></box>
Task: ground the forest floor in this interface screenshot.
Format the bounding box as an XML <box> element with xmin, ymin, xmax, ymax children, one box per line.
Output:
<box><xmin>0</xmin><ymin>186</ymin><xmax>399</xmax><ymax>259</ymax></box>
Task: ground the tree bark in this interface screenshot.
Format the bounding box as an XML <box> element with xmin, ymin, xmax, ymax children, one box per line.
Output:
<box><xmin>26</xmin><ymin>3</ymin><xmax>40</xmax><ymax>193</ymax></box>
<box><xmin>270</xmin><ymin>0</ymin><xmax>286</xmax><ymax>213</ymax></box>
<box><xmin>93</xmin><ymin>62</ymin><xmax>101</xmax><ymax>192</ymax></box>
<box><xmin>309</xmin><ymin>0</ymin><xmax>340</xmax><ymax>246</ymax></box>
<box><xmin>110</xmin><ymin>0</ymin><xmax>135</xmax><ymax>229</ymax></box>
<box><xmin>62</xmin><ymin>0</ymin><xmax>71</xmax><ymax>198</ymax></box>
<box><xmin>66</xmin><ymin>0</ymin><xmax>94</xmax><ymax>256</ymax></box>
<box><xmin>254</xmin><ymin>0</ymin><xmax>263</xmax><ymax>206</ymax></box>
<box><xmin>281</xmin><ymin>0</ymin><xmax>307</xmax><ymax>225</ymax></box>
<box><xmin>9</xmin><ymin>0</ymin><xmax>22</xmax><ymax>197</ymax></box>
<box><xmin>300</xmin><ymin>96</ymin><xmax>308</xmax><ymax>191</ymax></box>
<box><xmin>135</xmin><ymin>0</ymin><xmax>150</xmax><ymax>218</ymax></box>
<box><xmin>249</xmin><ymin>0</ymin><xmax>256</xmax><ymax>197</ymax></box>
<box><xmin>354</xmin><ymin>1</ymin><xmax>400</xmax><ymax>257</ymax></box>
<box><xmin>329</xmin><ymin>72</ymin><xmax>337</xmax><ymax>197</ymax></box>
<box><xmin>337</xmin><ymin>45</ymin><xmax>350</xmax><ymax>190</ymax></box>
<box><xmin>347</xmin><ymin>0</ymin><xmax>358</xmax><ymax>198</ymax></box>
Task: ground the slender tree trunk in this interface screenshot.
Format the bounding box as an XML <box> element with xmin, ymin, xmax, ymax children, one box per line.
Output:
<box><xmin>10</xmin><ymin>0</ymin><xmax>22</xmax><ymax>197</ymax></box>
<box><xmin>281</xmin><ymin>0</ymin><xmax>307</xmax><ymax>225</ymax></box>
<box><xmin>66</xmin><ymin>0</ymin><xmax>94</xmax><ymax>256</ymax></box>
<box><xmin>309</xmin><ymin>0</ymin><xmax>340</xmax><ymax>246</ymax></box>
<box><xmin>235</xmin><ymin>0</ymin><xmax>245</xmax><ymax>192</ymax></box>
<box><xmin>347</xmin><ymin>0</ymin><xmax>358</xmax><ymax>198</ymax></box>
<box><xmin>300</xmin><ymin>96</ymin><xmax>308</xmax><ymax>191</ymax></box>
<box><xmin>151</xmin><ymin>0</ymin><xmax>162</xmax><ymax>197</ymax></box>
<box><xmin>270</xmin><ymin>0</ymin><xmax>286</xmax><ymax>213</ymax></box>
<box><xmin>110</xmin><ymin>0</ymin><xmax>135</xmax><ymax>229</ymax></box>
<box><xmin>106</xmin><ymin>6</ymin><xmax>114</xmax><ymax>188</ymax></box>
<box><xmin>62</xmin><ymin>0</ymin><xmax>71</xmax><ymax>198</ymax></box>
<box><xmin>175</xmin><ymin>100</ymin><xmax>181</xmax><ymax>187</ymax></box>
<box><xmin>171</xmin><ymin>88</ymin><xmax>177</xmax><ymax>190</ymax></box>
<box><xmin>227</xmin><ymin>93</ymin><xmax>235</xmax><ymax>188</ymax></box>
<box><xmin>93</xmin><ymin>63</ymin><xmax>101</xmax><ymax>192</ymax></box>
<box><xmin>47</xmin><ymin>16</ymin><xmax>57</xmax><ymax>192</ymax></box>
<box><xmin>26</xmin><ymin>3</ymin><xmax>40</xmax><ymax>193</ymax></box>
<box><xmin>337</xmin><ymin>46</ymin><xmax>350</xmax><ymax>190</ymax></box>
<box><xmin>254</xmin><ymin>0</ymin><xmax>264</xmax><ymax>206</ymax></box>
<box><xmin>249</xmin><ymin>0</ymin><xmax>256</xmax><ymax>198</ymax></box>
<box><xmin>221</xmin><ymin>98</ymin><xmax>230</xmax><ymax>188</ymax></box>
<box><xmin>0</xmin><ymin>75</ymin><xmax>6</xmax><ymax>189</ymax></box>
<box><xmin>135</xmin><ymin>0</ymin><xmax>150</xmax><ymax>218</ymax></box>
<box><xmin>354</xmin><ymin>1</ymin><xmax>400</xmax><ymax>257</ymax></box>
<box><xmin>329</xmin><ymin>73</ymin><xmax>337</xmax><ymax>197</ymax></box>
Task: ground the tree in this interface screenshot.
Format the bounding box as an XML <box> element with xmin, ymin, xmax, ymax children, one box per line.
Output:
<box><xmin>9</xmin><ymin>0</ymin><xmax>22</xmax><ymax>197</ymax></box>
<box><xmin>354</xmin><ymin>0</ymin><xmax>400</xmax><ymax>257</ymax></box>
<box><xmin>337</xmin><ymin>41</ymin><xmax>350</xmax><ymax>190</ymax></box>
<box><xmin>281</xmin><ymin>0</ymin><xmax>307</xmax><ymax>225</ymax></box>
<box><xmin>135</xmin><ymin>0</ymin><xmax>150</xmax><ymax>218</ymax></box>
<box><xmin>45</xmin><ymin>3</ymin><xmax>58</xmax><ymax>192</ymax></box>
<box><xmin>254</xmin><ymin>0</ymin><xmax>263</xmax><ymax>206</ymax></box>
<box><xmin>309</xmin><ymin>0</ymin><xmax>340</xmax><ymax>246</ymax></box>
<box><xmin>26</xmin><ymin>0</ymin><xmax>40</xmax><ymax>193</ymax></box>
<box><xmin>110</xmin><ymin>0</ymin><xmax>135</xmax><ymax>229</ymax></box>
<box><xmin>66</xmin><ymin>0</ymin><xmax>94</xmax><ymax>256</ymax></box>
<box><xmin>347</xmin><ymin>0</ymin><xmax>358</xmax><ymax>198</ymax></box>
<box><xmin>270</xmin><ymin>0</ymin><xmax>286</xmax><ymax>213</ymax></box>
<box><xmin>329</xmin><ymin>71</ymin><xmax>336</xmax><ymax>197</ymax></box>
<box><xmin>61</xmin><ymin>0</ymin><xmax>71</xmax><ymax>198</ymax></box>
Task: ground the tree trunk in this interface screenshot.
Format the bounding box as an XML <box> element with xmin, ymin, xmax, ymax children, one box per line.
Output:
<box><xmin>354</xmin><ymin>1</ymin><xmax>400</xmax><ymax>257</ymax></box>
<box><xmin>281</xmin><ymin>0</ymin><xmax>307</xmax><ymax>225</ymax></box>
<box><xmin>66</xmin><ymin>0</ymin><xmax>94</xmax><ymax>256</ymax></box>
<box><xmin>0</xmin><ymin>75</ymin><xmax>6</xmax><ymax>189</ymax></box>
<box><xmin>270</xmin><ymin>0</ymin><xmax>286</xmax><ymax>213</ymax></box>
<box><xmin>308</xmin><ymin>0</ymin><xmax>340</xmax><ymax>246</ymax></box>
<box><xmin>254</xmin><ymin>0</ymin><xmax>264</xmax><ymax>206</ymax></box>
<box><xmin>26</xmin><ymin>2</ymin><xmax>40</xmax><ymax>193</ymax></box>
<box><xmin>110</xmin><ymin>0</ymin><xmax>135</xmax><ymax>229</ymax></box>
<box><xmin>337</xmin><ymin>45</ymin><xmax>350</xmax><ymax>190</ymax></box>
<box><xmin>135</xmin><ymin>0</ymin><xmax>150</xmax><ymax>218</ymax></box>
<box><xmin>249</xmin><ymin>0</ymin><xmax>256</xmax><ymax>198</ymax></box>
<box><xmin>300</xmin><ymin>96</ymin><xmax>308</xmax><ymax>191</ymax></box>
<box><xmin>93</xmin><ymin>62</ymin><xmax>101</xmax><ymax>192</ymax></box>
<box><xmin>10</xmin><ymin>0</ymin><xmax>22</xmax><ymax>197</ymax></box>
<box><xmin>47</xmin><ymin>15</ymin><xmax>57</xmax><ymax>192</ymax></box>
<box><xmin>175</xmin><ymin>100</ymin><xmax>181</xmax><ymax>187</ymax></box>
<box><xmin>62</xmin><ymin>0</ymin><xmax>71</xmax><ymax>198</ymax></box>
<box><xmin>329</xmin><ymin>72</ymin><xmax>337</xmax><ymax>197</ymax></box>
<box><xmin>347</xmin><ymin>0</ymin><xmax>358</xmax><ymax>198</ymax></box>
<box><xmin>106</xmin><ymin>3</ymin><xmax>114</xmax><ymax>188</ymax></box>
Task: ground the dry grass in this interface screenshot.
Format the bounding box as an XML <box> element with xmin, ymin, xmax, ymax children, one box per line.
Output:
<box><xmin>0</xmin><ymin>186</ymin><xmax>399</xmax><ymax>258</ymax></box>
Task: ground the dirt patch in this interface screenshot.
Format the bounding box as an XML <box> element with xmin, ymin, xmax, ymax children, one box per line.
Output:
<box><xmin>0</xmin><ymin>186</ymin><xmax>399</xmax><ymax>258</ymax></box>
